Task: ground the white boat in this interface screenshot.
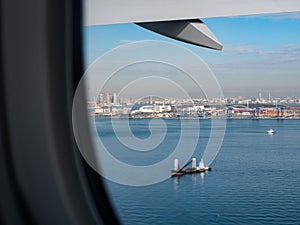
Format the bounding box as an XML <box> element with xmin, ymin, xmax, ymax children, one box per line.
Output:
<box><xmin>267</xmin><ymin>128</ymin><xmax>276</xmax><ymax>134</ymax></box>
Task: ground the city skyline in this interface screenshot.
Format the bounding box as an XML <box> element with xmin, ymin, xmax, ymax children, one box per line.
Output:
<box><xmin>91</xmin><ymin>91</ymin><xmax>300</xmax><ymax>106</ymax></box>
<box><xmin>90</xmin><ymin>92</ymin><xmax>300</xmax><ymax>119</ymax></box>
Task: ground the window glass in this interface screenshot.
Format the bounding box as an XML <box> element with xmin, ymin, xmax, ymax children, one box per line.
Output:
<box><xmin>78</xmin><ymin>10</ymin><xmax>300</xmax><ymax>225</ymax></box>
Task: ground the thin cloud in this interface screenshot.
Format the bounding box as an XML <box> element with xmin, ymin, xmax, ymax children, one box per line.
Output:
<box><xmin>209</xmin><ymin>44</ymin><xmax>300</xmax><ymax>79</ymax></box>
<box><xmin>221</xmin><ymin>44</ymin><xmax>300</xmax><ymax>62</ymax></box>
<box><xmin>223</xmin><ymin>44</ymin><xmax>261</xmax><ymax>55</ymax></box>
<box><xmin>263</xmin><ymin>44</ymin><xmax>300</xmax><ymax>62</ymax></box>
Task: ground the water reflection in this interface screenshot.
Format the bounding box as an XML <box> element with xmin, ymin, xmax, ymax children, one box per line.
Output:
<box><xmin>173</xmin><ymin>176</ymin><xmax>179</xmax><ymax>191</ymax></box>
<box><xmin>192</xmin><ymin>173</ymin><xmax>197</xmax><ymax>185</ymax></box>
<box><xmin>199</xmin><ymin>172</ymin><xmax>205</xmax><ymax>184</ymax></box>
<box><xmin>173</xmin><ymin>171</ymin><xmax>208</xmax><ymax>189</ymax></box>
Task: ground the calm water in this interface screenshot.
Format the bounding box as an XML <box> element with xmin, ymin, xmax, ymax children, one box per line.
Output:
<box><xmin>96</xmin><ymin>118</ymin><xmax>300</xmax><ymax>225</ymax></box>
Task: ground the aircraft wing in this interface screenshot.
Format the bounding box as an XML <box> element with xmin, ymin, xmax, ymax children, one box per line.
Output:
<box><xmin>84</xmin><ymin>0</ymin><xmax>300</xmax><ymax>50</ymax></box>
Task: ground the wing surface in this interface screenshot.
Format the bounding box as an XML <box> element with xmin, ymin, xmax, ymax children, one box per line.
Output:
<box><xmin>85</xmin><ymin>0</ymin><xmax>300</xmax><ymax>26</ymax></box>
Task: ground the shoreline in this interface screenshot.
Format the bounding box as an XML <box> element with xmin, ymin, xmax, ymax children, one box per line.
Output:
<box><xmin>94</xmin><ymin>115</ymin><xmax>300</xmax><ymax>120</ymax></box>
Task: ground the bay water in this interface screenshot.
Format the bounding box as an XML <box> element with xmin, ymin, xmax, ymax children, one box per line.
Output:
<box><xmin>96</xmin><ymin>118</ymin><xmax>300</xmax><ymax>225</ymax></box>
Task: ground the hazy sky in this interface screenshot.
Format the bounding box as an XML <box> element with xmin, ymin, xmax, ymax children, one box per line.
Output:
<box><xmin>84</xmin><ymin>12</ymin><xmax>300</xmax><ymax>98</ymax></box>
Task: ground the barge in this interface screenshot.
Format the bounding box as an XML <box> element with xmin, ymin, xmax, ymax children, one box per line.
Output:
<box><xmin>171</xmin><ymin>158</ymin><xmax>211</xmax><ymax>177</ymax></box>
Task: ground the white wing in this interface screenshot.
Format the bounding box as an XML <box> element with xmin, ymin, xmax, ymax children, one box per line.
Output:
<box><xmin>85</xmin><ymin>0</ymin><xmax>300</xmax><ymax>50</ymax></box>
<box><xmin>85</xmin><ymin>0</ymin><xmax>300</xmax><ymax>25</ymax></box>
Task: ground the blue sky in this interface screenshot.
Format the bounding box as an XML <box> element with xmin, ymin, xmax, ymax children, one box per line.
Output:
<box><xmin>84</xmin><ymin>12</ymin><xmax>300</xmax><ymax>98</ymax></box>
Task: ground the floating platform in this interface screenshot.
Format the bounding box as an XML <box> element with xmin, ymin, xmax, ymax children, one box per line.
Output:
<box><xmin>171</xmin><ymin>158</ymin><xmax>211</xmax><ymax>177</ymax></box>
<box><xmin>171</xmin><ymin>167</ymin><xmax>211</xmax><ymax>177</ymax></box>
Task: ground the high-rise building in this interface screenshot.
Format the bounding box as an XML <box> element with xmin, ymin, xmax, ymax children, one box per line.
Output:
<box><xmin>106</xmin><ymin>93</ymin><xmax>110</xmax><ymax>104</ymax></box>
<box><xmin>113</xmin><ymin>92</ymin><xmax>118</xmax><ymax>104</ymax></box>
<box><xmin>149</xmin><ymin>95</ymin><xmax>152</xmax><ymax>104</ymax></box>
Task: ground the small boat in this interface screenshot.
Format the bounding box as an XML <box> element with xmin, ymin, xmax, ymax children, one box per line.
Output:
<box><xmin>266</xmin><ymin>128</ymin><xmax>276</xmax><ymax>134</ymax></box>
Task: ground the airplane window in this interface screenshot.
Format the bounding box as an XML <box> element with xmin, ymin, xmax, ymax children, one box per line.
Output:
<box><xmin>74</xmin><ymin>3</ymin><xmax>300</xmax><ymax>224</ymax></box>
